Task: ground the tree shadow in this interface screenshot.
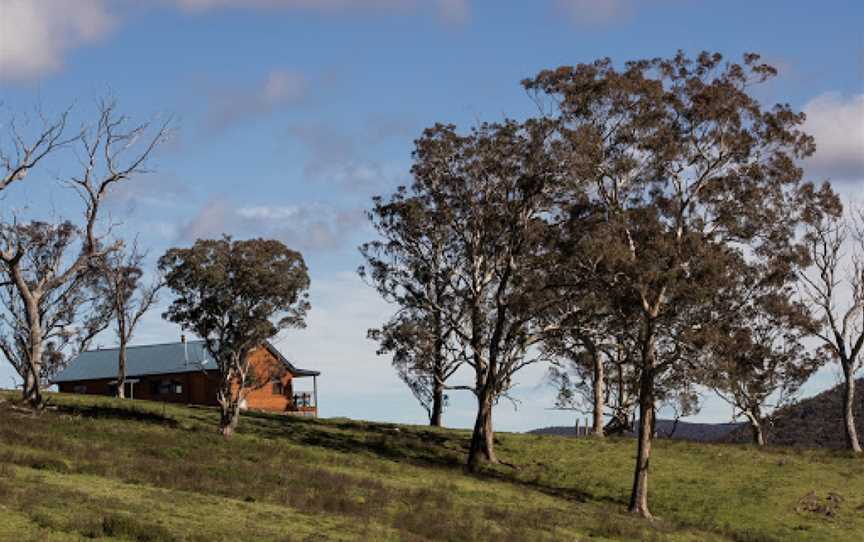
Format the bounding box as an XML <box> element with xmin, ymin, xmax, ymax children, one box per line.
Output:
<box><xmin>55</xmin><ymin>403</ymin><xmax>179</xmax><ymax>427</ymax></box>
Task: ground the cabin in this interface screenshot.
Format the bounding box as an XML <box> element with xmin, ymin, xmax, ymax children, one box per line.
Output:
<box><xmin>53</xmin><ymin>337</ymin><xmax>320</xmax><ymax>417</ymax></box>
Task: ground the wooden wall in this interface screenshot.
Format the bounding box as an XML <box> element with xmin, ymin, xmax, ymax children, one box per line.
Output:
<box><xmin>57</xmin><ymin>346</ymin><xmax>316</xmax><ymax>415</ymax></box>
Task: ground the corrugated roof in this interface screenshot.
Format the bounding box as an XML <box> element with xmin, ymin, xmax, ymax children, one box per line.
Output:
<box><xmin>54</xmin><ymin>340</ymin><xmax>319</xmax><ymax>382</ymax></box>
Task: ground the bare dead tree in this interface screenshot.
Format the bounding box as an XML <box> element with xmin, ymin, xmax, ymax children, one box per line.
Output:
<box><xmin>0</xmin><ymin>222</ymin><xmax>113</xmax><ymax>389</ymax></box>
<box><xmin>0</xmin><ymin>105</ymin><xmax>80</xmax><ymax>192</ymax></box>
<box><xmin>800</xmin><ymin>204</ymin><xmax>864</xmax><ymax>453</ymax></box>
<box><xmin>95</xmin><ymin>241</ymin><xmax>163</xmax><ymax>398</ymax></box>
<box><xmin>0</xmin><ymin>100</ymin><xmax>171</xmax><ymax>408</ymax></box>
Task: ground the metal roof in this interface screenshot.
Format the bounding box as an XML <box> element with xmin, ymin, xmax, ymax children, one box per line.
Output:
<box><xmin>53</xmin><ymin>340</ymin><xmax>319</xmax><ymax>383</ymax></box>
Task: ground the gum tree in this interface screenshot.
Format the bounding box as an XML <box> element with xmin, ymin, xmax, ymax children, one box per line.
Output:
<box><xmin>703</xmin><ymin>263</ymin><xmax>825</xmax><ymax>446</ymax></box>
<box><xmin>800</xmin><ymin>205</ymin><xmax>864</xmax><ymax>452</ymax></box>
<box><xmin>96</xmin><ymin>242</ymin><xmax>162</xmax><ymax>398</ymax></box>
<box><xmin>159</xmin><ymin>237</ymin><xmax>310</xmax><ymax>438</ymax></box>
<box><xmin>524</xmin><ymin>51</ymin><xmax>836</xmax><ymax>517</ymax></box>
<box><xmin>360</xmin><ymin>188</ymin><xmax>462</xmax><ymax>427</ymax></box>
<box><xmin>407</xmin><ymin>119</ymin><xmax>560</xmax><ymax>470</ymax></box>
<box><xmin>0</xmin><ymin>221</ymin><xmax>113</xmax><ymax>392</ymax></box>
<box><xmin>0</xmin><ymin>100</ymin><xmax>170</xmax><ymax>407</ymax></box>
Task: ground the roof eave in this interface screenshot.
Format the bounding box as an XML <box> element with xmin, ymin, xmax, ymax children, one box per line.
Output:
<box><xmin>263</xmin><ymin>341</ymin><xmax>320</xmax><ymax>378</ymax></box>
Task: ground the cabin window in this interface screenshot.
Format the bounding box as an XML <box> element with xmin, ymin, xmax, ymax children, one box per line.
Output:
<box><xmin>73</xmin><ymin>384</ymin><xmax>87</xmax><ymax>394</ymax></box>
<box><xmin>158</xmin><ymin>380</ymin><xmax>172</xmax><ymax>395</ymax></box>
<box><xmin>272</xmin><ymin>381</ymin><xmax>284</xmax><ymax>395</ymax></box>
<box><xmin>174</xmin><ymin>383</ymin><xmax>183</xmax><ymax>395</ymax></box>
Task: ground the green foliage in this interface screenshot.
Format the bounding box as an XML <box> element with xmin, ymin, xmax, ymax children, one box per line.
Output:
<box><xmin>159</xmin><ymin>236</ymin><xmax>311</xmax><ymax>351</ymax></box>
<box><xmin>158</xmin><ymin>236</ymin><xmax>311</xmax><ymax>434</ymax></box>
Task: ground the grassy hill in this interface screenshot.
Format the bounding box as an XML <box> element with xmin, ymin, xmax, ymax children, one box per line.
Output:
<box><xmin>0</xmin><ymin>392</ymin><xmax>862</xmax><ymax>542</ymax></box>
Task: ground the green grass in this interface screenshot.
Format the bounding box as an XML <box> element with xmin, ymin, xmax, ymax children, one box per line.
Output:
<box><xmin>0</xmin><ymin>391</ymin><xmax>861</xmax><ymax>541</ymax></box>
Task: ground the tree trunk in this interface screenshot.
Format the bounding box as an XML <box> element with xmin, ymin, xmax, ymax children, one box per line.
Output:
<box><xmin>592</xmin><ymin>351</ymin><xmax>605</xmax><ymax>437</ymax></box>
<box><xmin>23</xmin><ymin>364</ymin><xmax>42</xmax><ymax>409</ymax></box>
<box><xmin>629</xmin><ymin>327</ymin><xmax>656</xmax><ymax>520</ymax></box>
<box><xmin>841</xmin><ymin>361</ymin><xmax>862</xmax><ymax>453</ymax></box>
<box><xmin>430</xmin><ymin>378</ymin><xmax>444</xmax><ymax>427</ymax></box>
<box><xmin>217</xmin><ymin>368</ymin><xmax>242</xmax><ymax>438</ymax></box>
<box><xmin>218</xmin><ymin>399</ymin><xmax>241</xmax><ymax>439</ymax></box>
<box><xmin>23</xmin><ymin>326</ymin><xmax>44</xmax><ymax>409</ymax></box>
<box><xmin>744</xmin><ymin>411</ymin><xmax>765</xmax><ymax>447</ymax></box>
<box><xmin>117</xmin><ymin>336</ymin><xmax>127</xmax><ymax>399</ymax></box>
<box><xmin>467</xmin><ymin>389</ymin><xmax>496</xmax><ymax>471</ymax></box>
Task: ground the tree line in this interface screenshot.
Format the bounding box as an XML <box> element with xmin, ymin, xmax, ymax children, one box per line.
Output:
<box><xmin>360</xmin><ymin>51</ymin><xmax>863</xmax><ymax>518</ymax></box>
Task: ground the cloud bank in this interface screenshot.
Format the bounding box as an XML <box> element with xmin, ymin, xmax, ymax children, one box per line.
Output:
<box><xmin>204</xmin><ymin>69</ymin><xmax>308</xmax><ymax>132</ymax></box>
<box><xmin>169</xmin><ymin>0</ymin><xmax>470</xmax><ymax>23</ymax></box>
<box><xmin>802</xmin><ymin>92</ymin><xmax>864</xmax><ymax>183</ymax></box>
<box><xmin>177</xmin><ymin>198</ymin><xmax>367</xmax><ymax>252</ymax></box>
<box><xmin>554</xmin><ymin>0</ymin><xmax>634</xmax><ymax>26</ymax></box>
<box><xmin>0</xmin><ymin>0</ymin><xmax>115</xmax><ymax>81</ymax></box>
<box><xmin>1</xmin><ymin>0</ymin><xmax>469</xmax><ymax>83</ymax></box>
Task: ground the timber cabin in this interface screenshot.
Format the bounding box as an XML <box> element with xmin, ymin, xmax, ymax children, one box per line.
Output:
<box><xmin>53</xmin><ymin>338</ymin><xmax>320</xmax><ymax>416</ymax></box>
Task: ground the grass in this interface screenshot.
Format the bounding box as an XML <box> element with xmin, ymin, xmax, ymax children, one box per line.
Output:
<box><xmin>0</xmin><ymin>391</ymin><xmax>861</xmax><ymax>541</ymax></box>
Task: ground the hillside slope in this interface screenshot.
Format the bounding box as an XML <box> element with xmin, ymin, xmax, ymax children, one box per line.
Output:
<box><xmin>529</xmin><ymin>420</ymin><xmax>745</xmax><ymax>442</ymax></box>
<box><xmin>0</xmin><ymin>392</ymin><xmax>862</xmax><ymax>542</ymax></box>
<box><xmin>728</xmin><ymin>378</ymin><xmax>864</xmax><ymax>448</ymax></box>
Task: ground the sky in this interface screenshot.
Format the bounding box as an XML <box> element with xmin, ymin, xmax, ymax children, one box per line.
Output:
<box><xmin>0</xmin><ymin>0</ymin><xmax>862</xmax><ymax>432</ymax></box>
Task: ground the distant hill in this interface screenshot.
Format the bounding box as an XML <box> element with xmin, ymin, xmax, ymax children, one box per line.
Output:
<box><xmin>528</xmin><ymin>419</ymin><xmax>745</xmax><ymax>443</ymax></box>
<box><xmin>727</xmin><ymin>378</ymin><xmax>864</xmax><ymax>448</ymax></box>
<box><xmin>530</xmin><ymin>378</ymin><xmax>864</xmax><ymax>449</ymax></box>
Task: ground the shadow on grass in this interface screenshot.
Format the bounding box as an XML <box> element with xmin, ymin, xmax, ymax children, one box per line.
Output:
<box><xmin>237</xmin><ymin>411</ymin><xmax>623</xmax><ymax>508</ymax></box>
<box><xmin>54</xmin><ymin>403</ymin><xmax>179</xmax><ymax>428</ymax></box>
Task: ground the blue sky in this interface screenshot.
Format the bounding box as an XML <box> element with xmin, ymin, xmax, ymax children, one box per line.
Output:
<box><xmin>1</xmin><ymin>0</ymin><xmax>862</xmax><ymax>431</ymax></box>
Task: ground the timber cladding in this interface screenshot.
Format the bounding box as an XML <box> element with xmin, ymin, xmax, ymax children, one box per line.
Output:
<box><xmin>54</xmin><ymin>342</ymin><xmax>318</xmax><ymax>415</ymax></box>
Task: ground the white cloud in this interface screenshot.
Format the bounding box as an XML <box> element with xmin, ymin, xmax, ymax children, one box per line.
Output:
<box><xmin>172</xmin><ymin>0</ymin><xmax>407</xmax><ymax>11</ymax></box>
<box><xmin>0</xmin><ymin>0</ymin><xmax>468</xmax><ymax>84</ymax></box>
<box><xmin>204</xmin><ymin>69</ymin><xmax>308</xmax><ymax>132</ymax></box>
<box><xmin>237</xmin><ymin>205</ymin><xmax>300</xmax><ymax>221</ymax></box>
<box><xmin>286</xmin><ymin>120</ymin><xmax>412</xmax><ymax>191</ymax></box>
<box><xmin>435</xmin><ymin>0</ymin><xmax>470</xmax><ymax>25</ymax></box>
<box><xmin>554</xmin><ymin>0</ymin><xmax>633</xmax><ymax>26</ymax></box>
<box><xmin>177</xmin><ymin>198</ymin><xmax>233</xmax><ymax>241</ymax></box>
<box><xmin>177</xmin><ymin>199</ymin><xmax>367</xmax><ymax>252</ymax></box>
<box><xmin>169</xmin><ymin>0</ymin><xmax>470</xmax><ymax>23</ymax></box>
<box><xmin>803</xmin><ymin>92</ymin><xmax>864</xmax><ymax>183</ymax></box>
<box><xmin>0</xmin><ymin>0</ymin><xmax>115</xmax><ymax>81</ymax></box>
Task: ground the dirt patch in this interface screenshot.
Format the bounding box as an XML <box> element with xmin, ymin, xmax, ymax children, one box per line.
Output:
<box><xmin>795</xmin><ymin>491</ymin><xmax>844</xmax><ymax>519</ymax></box>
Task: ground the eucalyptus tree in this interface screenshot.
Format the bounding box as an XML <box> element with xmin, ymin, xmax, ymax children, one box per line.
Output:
<box><xmin>800</xmin><ymin>205</ymin><xmax>864</xmax><ymax>452</ymax></box>
<box><xmin>0</xmin><ymin>100</ymin><xmax>170</xmax><ymax>407</ymax></box>
<box><xmin>159</xmin><ymin>237</ymin><xmax>310</xmax><ymax>438</ymax></box>
<box><xmin>544</xmin><ymin>321</ymin><xmax>640</xmax><ymax>437</ymax></box>
<box><xmin>408</xmin><ymin>119</ymin><xmax>562</xmax><ymax>471</ymax></box>
<box><xmin>360</xmin><ymin>187</ymin><xmax>462</xmax><ymax>427</ymax></box>
<box><xmin>0</xmin><ymin>221</ymin><xmax>113</xmax><ymax>392</ymax></box>
<box><xmin>96</xmin><ymin>242</ymin><xmax>162</xmax><ymax>398</ymax></box>
<box><xmin>367</xmin><ymin>309</ymin><xmax>462</xmax><ymax>425</ymax></box>
<box><xmin>523</xmin><ymin>51</ymin><xmax>837</xmax><ymax>518</ymax></box>
<box><xmin>703</xmin><ymin>263</ymin><xmax>825</xmax><ymax>446</ymax></box>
